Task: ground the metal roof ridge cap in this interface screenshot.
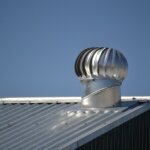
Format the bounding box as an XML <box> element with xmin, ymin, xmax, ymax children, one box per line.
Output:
<box><xmin>0</xmin><ymin>96</ymin><xmax>150</xmax><ymax>104</ymax></box>
<box><xmin>0</xmin><ymin>97</ymin><xmax>81</xmax><ymax>104</ymax></box>
<box><xmin>121</xmin><ymin>96</ymin><xmax>150</xmax><ymax>101</ymax></box>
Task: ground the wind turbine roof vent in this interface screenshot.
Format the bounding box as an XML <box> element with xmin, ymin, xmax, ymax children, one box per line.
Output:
<box><xmin>75</xmin><ymin>47</ymin><xmax>128</xmax><ymax>108</ymax></box>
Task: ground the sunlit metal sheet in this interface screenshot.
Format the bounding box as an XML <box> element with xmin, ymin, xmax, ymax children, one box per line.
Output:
<box><xmin>0</xmin><ymin>99</ymin><xmax>150</xmax><ymax>150</ymax></box>
<box><xmin>76</xmin><ymin>109</ymin><xmax>150</xmax><ymax>150</ymax></box>
<box><xmin>1</xmin><ymin>96</ymin><xmax>150</xmax><ymax>104</ymax></box>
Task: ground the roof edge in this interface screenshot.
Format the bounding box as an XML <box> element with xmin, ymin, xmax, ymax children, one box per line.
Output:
<box><xmin>61</xmin><ymin>102</ymin><xmax>150</xmax><ymax>150</ymax></box>
<box><xmin>0</xmin><ymin>96</ymin><xmax>150</xmax><ymax>104</ymax></box>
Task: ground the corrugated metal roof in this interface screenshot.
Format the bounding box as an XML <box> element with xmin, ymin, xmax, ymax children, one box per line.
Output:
<box><xmin>0</xmin><ymin>98</ymin><xmax>150</xmax><ymax>150</ymax></box>
<box><xmin>76</xmin><ymin>109</ymin><xmax>150</xmax><ymax>150</ymax></box>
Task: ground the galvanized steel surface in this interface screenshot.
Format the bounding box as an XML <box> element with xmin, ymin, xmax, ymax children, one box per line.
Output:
<box><xmin>75</xmin><ymin>47</ymin><xmax>128</xmax><ymax>81</ymax></box>
<box><xmin>76</xmin><ymin>109</ymin><xmax>150</xmax><ymax>150</ymax></box>
<box><xmin>0</xmin><ymin>97</ymin><xmax>81</xmax><ymax>104</ymax></box>
<box><xmin>0</xmin><ymin>101</ymin><xmax>150</xmax><ymax>150</ymax></box>
<box><xmin>82</xmin><ymin>85</ymin><xmax>121</xmax><ymax>108</ymax></box>
<box><xmin>74</xmin><ymin>47</ymin><xmax>128</xmax><ymax>108</ymax></box>
<box><xmin>1</xmin><ymin>96</ymin><xmax>150</xmax><ymax>104</ymax></box>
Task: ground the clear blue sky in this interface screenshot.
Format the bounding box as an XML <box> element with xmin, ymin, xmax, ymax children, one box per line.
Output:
<box><xmin>0</xmin><ymin>0</ymin><xmax>150</xmax><ymax>97</ymax></box>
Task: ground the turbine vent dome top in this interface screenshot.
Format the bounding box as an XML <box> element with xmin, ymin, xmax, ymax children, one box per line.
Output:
<box><xmin>75</xmin><ymin>47</ymin><xmax>128</xmax><ymax>82</ymax></box>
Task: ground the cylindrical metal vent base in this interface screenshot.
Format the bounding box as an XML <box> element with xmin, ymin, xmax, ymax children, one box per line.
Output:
<box><xmin>82</xmin><ymin>86</ymin><xmax>121</xmax><ymax>108</ymax></box>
